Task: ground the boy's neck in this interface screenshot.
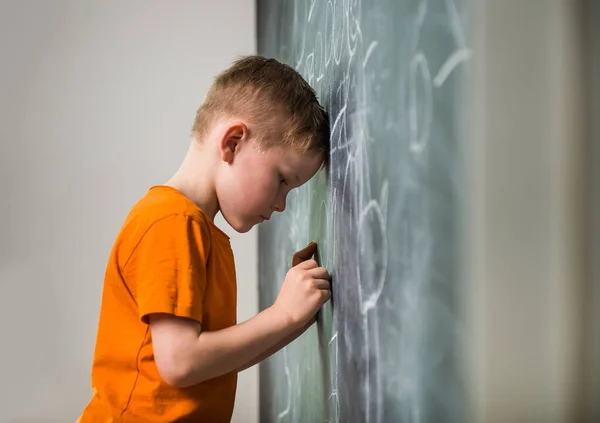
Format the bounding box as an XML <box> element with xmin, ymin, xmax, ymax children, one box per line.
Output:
<box><xmin>167</xmin><ymin>140</ymin><xmax>219</xmax><ymax>221</ymax></box>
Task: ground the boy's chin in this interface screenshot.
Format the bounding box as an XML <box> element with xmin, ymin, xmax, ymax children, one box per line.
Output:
<box><xmin>221</xmin><ymin>212</ymin><xmax>259</xmax><ymax>233</ymax></box>
<box><xmin>227</xmin><ymin>217</ymin><xmax>255</xmax><ymax>234</ymax></box>
<box><xmin>235</xmin><ymin>224</ymin><xmax>253</xmax><ymax>234</ymax></box>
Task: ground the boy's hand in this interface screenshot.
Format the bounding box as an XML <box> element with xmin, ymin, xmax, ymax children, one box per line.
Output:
<box><xmin>273</xmin><ymin>242</ymin><xmax>331</xmax><ymax>329</ymax></box>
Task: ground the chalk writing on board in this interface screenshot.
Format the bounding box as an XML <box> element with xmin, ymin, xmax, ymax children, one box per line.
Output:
<box><xmin>325</xmin><ymin>332</ymin><xmax>339</xmax><ymax>423</ymax></box>
<box><xmin>277</xmin><ymin>347</ymin><xmax>291</xmax><ymax>420</ymax></box>
<box><xmin>409</xmin><ymin>52</ymin><xmax>432</xmax><ymax>153</ymax></box>
<box><xmin>259</xmin><ymin>0</ymin><xmax>472</xmax><ymax>421</ymax></box>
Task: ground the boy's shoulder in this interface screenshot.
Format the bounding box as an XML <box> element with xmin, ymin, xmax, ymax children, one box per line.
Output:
<box><xmin>120</xmin><ymin>185</ymin><xmax>212</xmax><ymax>239</ymax></box>
<box><xmin>131</xmin><ymin>184</ymin><xmax>202</xmax><ymax>217</ymax></box>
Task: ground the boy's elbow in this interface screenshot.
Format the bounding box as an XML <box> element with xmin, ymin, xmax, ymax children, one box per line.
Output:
<box><xmin>157</xmin><ymin>356</ymin><xmax>202</xmax><ymax>388</ymax></box>
<box><xmin>158</xmin><ymin>364</ymin><xmax>191</xmax><ymax>388</ymax></box>
<box><xmin>152</xmin><ymin>337</ymin><xmax>200</xmax><ymax>387</ymax></box>
<box><xmin>149</xmin><ymin>313</ymin><xmax>207</xmax><ymax>387</ymax></box>
<box><xmin>163</xmin><ymin>373</ymin><xmax>195</xmax><ymax>388</ymax></box>
<box><xmin>156</xmin><ymin>345</ymin><xmax>219</xmax><ymax>387</ymax></box>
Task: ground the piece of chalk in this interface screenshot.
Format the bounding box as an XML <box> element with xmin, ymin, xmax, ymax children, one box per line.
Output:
<box><xmin>292</xmin><ymin>241</ymin><xmax>319</xmax><ymax>266</ymax></box>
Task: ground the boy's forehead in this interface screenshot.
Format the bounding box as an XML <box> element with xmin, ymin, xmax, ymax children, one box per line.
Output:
<box><xmin>275</xmin><ymin>145</ymin><xmax>323</xmax><ymax>164</ymax></box>
<box><xmin>275</xmin><ymin>147</ymin><xmax>324</xmax><ymax>182</ymax></box>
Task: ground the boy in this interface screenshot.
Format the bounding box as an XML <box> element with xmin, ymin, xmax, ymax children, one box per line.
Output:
<box><xmin>77</xmin><ymin>56</ymin><xmax>332</xmax><ymax>422</ymax></box>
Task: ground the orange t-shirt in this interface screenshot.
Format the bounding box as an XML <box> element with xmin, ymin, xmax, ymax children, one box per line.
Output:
<box><xmin>78</xmin><ymin>185</ymin><xmax>238</xmax><ymax>423</ymax></box>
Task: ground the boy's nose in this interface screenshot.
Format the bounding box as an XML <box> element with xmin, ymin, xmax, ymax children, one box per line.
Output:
<box><xmin>273</xmin><ymin>195</ymin><xmax>286</xmax><ymax>212</ymax></box>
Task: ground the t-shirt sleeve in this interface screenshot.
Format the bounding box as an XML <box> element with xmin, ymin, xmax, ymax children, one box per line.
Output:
<box><xmin>123</xmin><ymin>213</ymin><xmax>211</xmax><ymax>325</ymax></box>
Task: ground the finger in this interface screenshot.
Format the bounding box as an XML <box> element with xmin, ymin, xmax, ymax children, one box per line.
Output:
<box><xmin>320</xmin><ymin>289</ymin><xmax>332</xmax><ymax>303</ymax></box>
<box><xmin>297</xmin><ymin>258</ymin><xmax>318</xmax><ymax>270</ymax></box>
<box><xmin>312</xmin><ymin>278</ymin><xmax>331</xmax><ymax>290</ymax></box>
<box><xmin>308</xmin><ymin>266</ymin><xmax>331</xmax><ymax>280</ymax></box>
<box><xmin>292</xmin><ymin>242</ymin><xmax>318</xmax><ymax>266</ymax></box>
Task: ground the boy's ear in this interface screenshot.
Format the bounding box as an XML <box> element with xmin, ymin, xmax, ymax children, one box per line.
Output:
<box><xmin>220</xmin><ymin>122</ymin><xmax>248</xmax><ymax>163</ymax></box>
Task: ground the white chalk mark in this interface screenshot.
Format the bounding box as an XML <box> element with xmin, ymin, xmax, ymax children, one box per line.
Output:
<box><xmin>379</xmin><ymin>180</ymin><xmax>389</xmax><ymax>227</ymax></box>
<box><xmin>413</xmin><ymin>0</ymin><xmax>429</xmax><ymax>50</ymax></box>
<box><xmin>433</xmin><ymin>48</ymin><xmax>471</xmax><ymax>87</ymax></box>
<box><xmin>324</xmin><ymin>1</ymin><xmax>334</xmax><ymax>68</ymax></box>
<box><xmin>330</xmin><ymin>70</ymin><xmax>353</xmax><ymax>151</ymax></box>
<box><xmin>349</xmin><ymin>19</ymin><xmax>362</xmax><ymax>57</ymax></box>
<box><xmin>315</xmin><ymin>31</ymin><xmax>325</xmax><ymax>82</ymax></box>
<box><xmin>326</xmin><ymin>392</ymin><xmax>340</xmax><ymax>423</ymax></box>
<box><xmin>308</xmin><ymin>0</ymin><xmax>317</xmax><ymax>22</ymax></box>
<box><xmin>362</xmin><ymin>41</ymin><xmax>378</xmax><ymax>68</ymax></box>
<box><xmin>346</xmin><ymin>0</ymin><xmax>362</xmax><ymax>58</ymax></box>
<box><xmin>341</xmin><ymin>154</ymin><xmax>357</xmax><ymax>215</ymax></box>
<box><xmin>357</xmin><ymin>115</ymin><xmax>373</xmax><ymax>209</ymax></box>
<box><xmin>408</xmin><ymin>52</ymin><xmax>432</xmax><ymax>153</ymax></box>
<box><xmin>292</xmin><ymin>366</ymin><xmax>300</xmax><ymax>417</ymax></box>
<box><xmin>444</xmin><ymin>0</ymin><xmax>467</xmax><ymax>47</ymax></box>
<box><xmin>330</xmin><ymin>104</ymin><xmax>347</xmax><ymax>138</ymax></box>
<box><xmin>332</xmin><ymin>0</ymin><xmax>343</xmax><ymax>65</ymax></box>
<box><xmin>326</xmin><ymin>331</ymin><xmax>339</xmax><ymax>422</ymax></box>
<box><xmin>329</xmin><ymin>331</ymin><xmax>338</xmax><ymax>345</ymax></box>
<box><xmin>357</xmin><ymin>200</ymin><xmax>388</xmax><ymax>313</ymax></box>
<box><xmin>277</xmin><ymin>348</ymin><xmax>291</xmax><ymax>420</ymax></box>
<box><xmin>305</xmin><ymin>52</ymin><xmax>315</xmax><ymax>84</ymax></box>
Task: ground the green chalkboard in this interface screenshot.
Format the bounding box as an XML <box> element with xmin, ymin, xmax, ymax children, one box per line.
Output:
<box><xmin>257</xmin><ymin>1</ymin><xmax>471</xmax><ymax>422</ymax></box>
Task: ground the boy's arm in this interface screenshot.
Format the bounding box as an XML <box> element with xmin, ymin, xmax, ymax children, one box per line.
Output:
<box><xmin>149</xmin><ymin>305</ymin><xmax>295</xmax><ymax>387</ymax></box>
<box><xmin>150</xmin><ymin>257</ymin><xmax>331</xmax><ymax>388</ymax></box>
<box><xmin>236</xmin><ymin>315</ymin><xmax>316</xmax><ymax>373</ymax></box>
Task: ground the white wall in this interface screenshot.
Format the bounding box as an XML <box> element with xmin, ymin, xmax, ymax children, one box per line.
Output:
<box><xmin>467</xmin><ymin>1</ymin><xmax>589</xmax><ymax>422</ymax></box>
<box><xmin>585</xmin><ymin>1</ymin><xmax>600</xmax><ymax>419</ymax></box>
<box><xmin>0</xmin><ymin>1</ymin><xmax>258</xmax><ymax>422</ymax></box>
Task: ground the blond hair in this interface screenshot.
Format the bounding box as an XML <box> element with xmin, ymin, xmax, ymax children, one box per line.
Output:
<box><xmin>192</xmin><ymin>55</ymin><xmax>329</xmax><ymax>157</ymax></box>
